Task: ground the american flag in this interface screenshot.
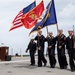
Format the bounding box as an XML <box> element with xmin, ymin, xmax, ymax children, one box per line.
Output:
<box><xmin>9</xmin><ymin>1</ymin><xmax>36</xmax><ymax>31</ymax></box>
<box><xmin>9</xmin><ymin>10</ymin><xmax>23</xmax><ymax>31</ymax></box>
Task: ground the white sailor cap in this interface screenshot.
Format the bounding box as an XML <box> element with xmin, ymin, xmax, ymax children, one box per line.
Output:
<box><xmin>58</xmin><ymin>29</ymin><xmax>63</xmax><ymax>32</ymax></box>
<box><xmin>68</xmin><ymin>29</ymin><xmax>73</xmax><ymax>32</ymax></box>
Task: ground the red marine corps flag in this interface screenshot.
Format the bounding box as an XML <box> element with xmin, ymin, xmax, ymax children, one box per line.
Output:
<box><xmin>21</xmin><ymin>0</ymin><xmax>44</xmax><ymax>29</ymax></box>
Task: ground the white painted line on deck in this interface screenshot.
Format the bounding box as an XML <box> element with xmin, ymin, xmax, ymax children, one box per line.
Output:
<box><xmin>0</xmin><ymin>59</ymin><xmax>37</xmax><ymax>64</ymax></box>
<box><xmin>0</xmin><ymin>60</ymin><xmax>29</xmax><ymax>64</ymax></box>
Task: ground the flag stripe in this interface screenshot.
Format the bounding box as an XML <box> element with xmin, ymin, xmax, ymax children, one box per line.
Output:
<box><xmin>9</xmin><ymin>25</ymin><xmax>23</xmax><ymax>31</ymax></box>
<box><xmin>13</xmin><ymin>21</ymin><xmax>22</xmax><ymax>25</ymax></box>
<box><xmin>9</xmin><ymin>11</ymin><xmax>23</xmax><ymax>31</ymax></box>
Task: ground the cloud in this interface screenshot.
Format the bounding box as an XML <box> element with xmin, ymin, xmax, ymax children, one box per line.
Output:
<box><xmin>59</xmin><ymin>3</ymin><xmax>75</xmax><ymax>19</ymax></box>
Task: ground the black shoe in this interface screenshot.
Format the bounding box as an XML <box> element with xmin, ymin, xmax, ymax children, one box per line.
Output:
<box><xmin>32</xmin><ymin>64</ymin><xmax>35</xmax><ymax>66</ymax></box>
<box><xmin>44</xmin><ymin>62</ymin><xmax>47</xmax><ymax>67</ymax></box>
<box><xmin>71</xmin><ymin>69</ymin><xmax>75</xmax><ymax>72</ymax></box>
<box><xmin>74</xmin><ymin>67</ymin><xmax>75</xmax><ymax>71</ymax></box>
<box><xmin>64</xmin><ymin>66</ymin><xmax>67</xmax><ymax>69</ymax></box>
<box><xmin>38</xmin><ymin>65</ymin><xmax>42</xmax><ymax>67</ymax></box>
<box><xmin>50</xmin><ymin>64</ymin><xmax>55</xmax><ymax>68</ymax></box>
<box><xmin>74</xmin><ymin>66</ymin><xmax>75</xmax><ymax>71</ymax></box>
<box><xmin>60</xmin><ymin>67</ymin><xmax>64</xmax><ymax>69</ymax></box>
<box><xmin>50</xmin><ymin>66</ymin><xmax>55</xmax><ymax>68</ymax></box>
<box><xmin>51</xmin><ymin>65</ymin><xmax>55</xmax><ymax>68</ymax></box>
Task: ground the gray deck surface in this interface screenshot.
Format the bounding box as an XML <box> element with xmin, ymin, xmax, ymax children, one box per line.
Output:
<box><xmin>0</xmin><ymin>55</ymin><xmax>75</xmax><ymax>75</ymax></box>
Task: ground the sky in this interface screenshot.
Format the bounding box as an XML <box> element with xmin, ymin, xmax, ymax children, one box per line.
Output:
<box><xmin>0</xmin><ymin>0</ymin><xmax>75</xmax><ymax>55</ymax></box>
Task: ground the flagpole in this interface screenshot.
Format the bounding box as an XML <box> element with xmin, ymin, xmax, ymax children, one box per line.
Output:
<box><xmin>46</xmin><ymin>26</ymin><xmax>49</xmax><ymax>36</ymax></box>
<box><xmin>54</xmin><ymin>0</ymin><xmax>59</xmax><ymax>34</ymax></box>
<box><xmin>73</xmin><ymin>25</ymin><xmax>75</xmax><ymax>48</ymax></box>
<box><xmin>34</xmin><ymin>0</ymin><xmax>36</xmax><ymax>3</ymax></box>
<box><xmin>73</xmin><ymin>25</ymin><xmax>74</xmax><ymax>35</ymax></box>
<box><xmin>56</xmin><ymin>23</ymin><xmax>59</xmax><ymax>33</ymax></box>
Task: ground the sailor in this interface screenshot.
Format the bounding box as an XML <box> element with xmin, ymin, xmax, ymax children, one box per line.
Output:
<box><xmin>66</xmin><ymin>30</ymin><xmax>75</xmax><ymax>72</ymax></box>
<box><xmin>34</xmin><ymin>30</ymin><xmax>47</xmax><ymax>67</ymax></box>
<box><xmin>46</xmin><ymin>32</ymin><xmax>56</xmax><ymax>68</ymax></box>
<box><xmin>55</xmin><ymin>29</ymin><xmax>68</xmax><ymax>69</ymax></box>
<box><xmin>26</xmin><ymin>39</ymin><xmax>37</xmax><ymax>66</ymax></box>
